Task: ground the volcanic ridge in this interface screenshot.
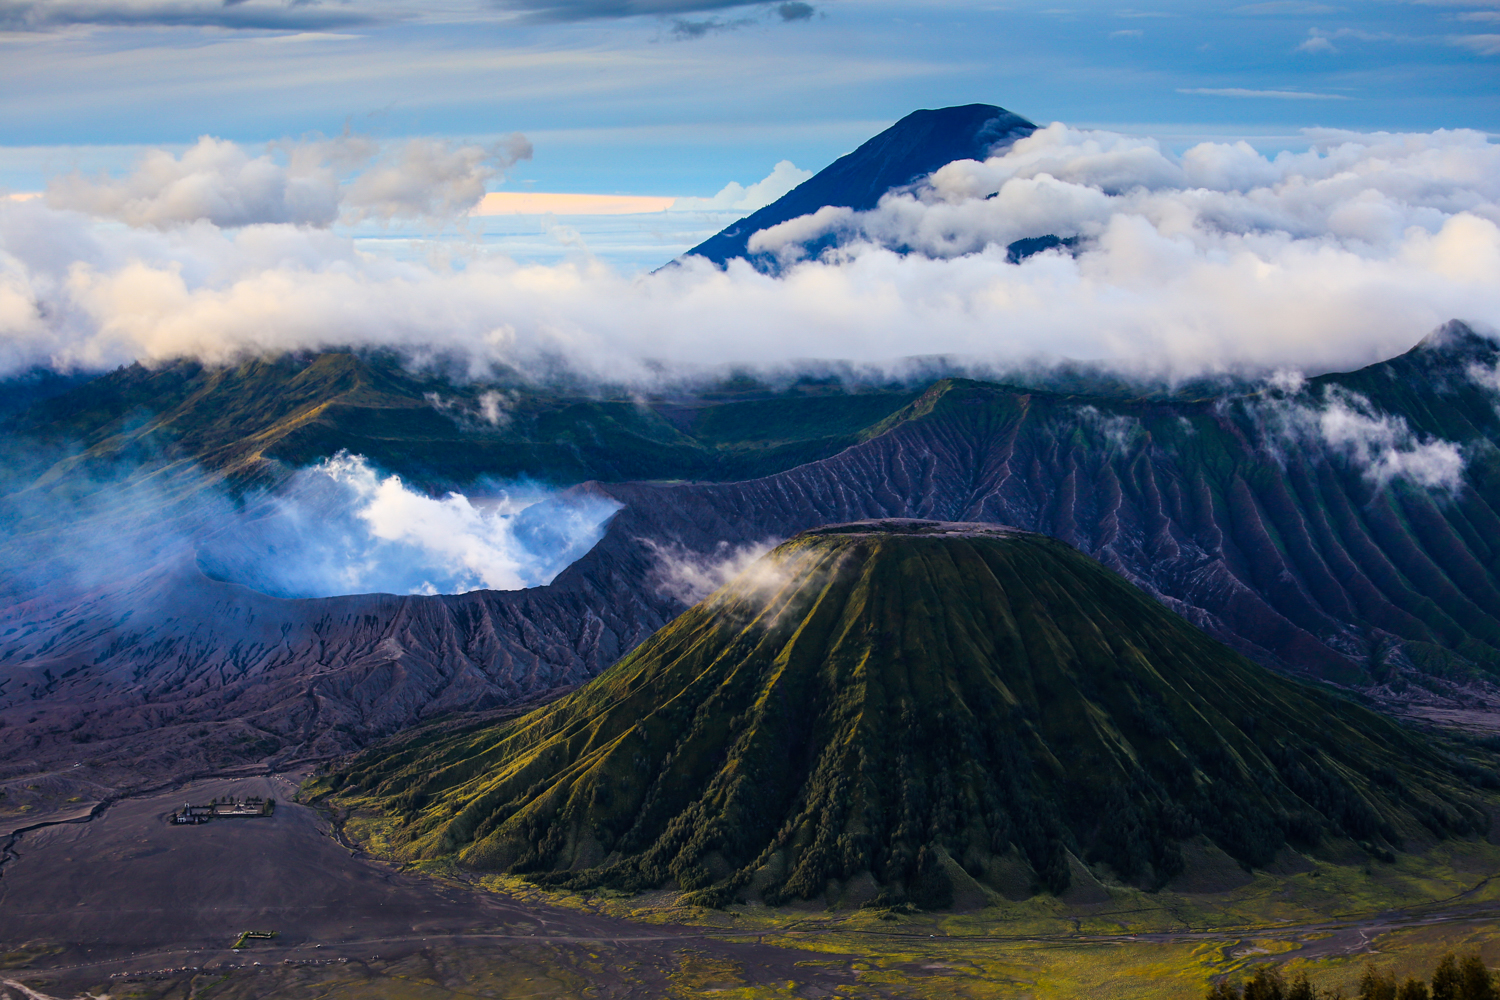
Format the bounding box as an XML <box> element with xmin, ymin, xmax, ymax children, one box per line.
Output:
<box><xmin>327</xmin><ymin>521</ymin><xmax>1494</xmax><ymax>911</ymax></box>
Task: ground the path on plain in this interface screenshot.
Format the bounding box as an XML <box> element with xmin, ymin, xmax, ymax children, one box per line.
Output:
<box><xmin>2</xmin><ymin>768</ymin><xmax>1497</xmax><ymax>993</ymax></box>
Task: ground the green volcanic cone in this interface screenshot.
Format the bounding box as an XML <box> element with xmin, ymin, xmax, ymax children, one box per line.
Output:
<box><xmin>335</xmin><ymin>520</ymin><xmax>1493</xmax><ymax>908</ymax></box>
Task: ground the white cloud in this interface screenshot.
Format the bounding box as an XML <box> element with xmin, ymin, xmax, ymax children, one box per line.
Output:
<box><xmin>426</xmin><ymin>388</ymin><xmax>519</xmax><ymax>428</ymax></box>
<box><xmin>1299</xmin><ymin>26</ymin><xmax>1401</xmax><ymax>45</ymax></box>
<box><xmin>747</xmin><ymin>203</ymin><xmax>855</xmax><ymax>262</ymax></box>
<box><xmin>1252</xmin><ymin>385</ymin><xmax>1466</xmax><ymax>490</ymax></box>
<box><xmin>44</xmin><ymin>131</ymin><xmax>531</xmax><ymax>230</ymax></box>
<box><xmin>1266</xmin><ymin>368</ymin><xmax>1307</xmax><ymax>394</ymax></box>
<box><xmin>2</xmin><ymin>122</ymin><xmax>1499</xmax><ymax>385</ymax></box>
<box><xmin>46</xmin><ymin>135</ymin><xmax>350</xmax><ymax>228</ymax></box>
<box><xmin>1316</xmin><ymin>393</ymin><xmax>1465</xmax><ymax>489</ymax></box>
<box><xmin>747</xmin><ymin>123</ymin><xmax>1500</xmax><ymax>263</ymax></box>
<box><xmin>477</xmin><ymin>389</ymin><xmax>516</xmax><ymax>426</ymax></box>
<box><xmin>343</xmin><ymin>134</ymin><xmax>533</xmax><ymax>225</ymax></box>
<box><xmin>1448</xmin><ymin>32</ymin><xmax>1500</xmax><ymax>54</ymax></box>
<box><xmin>1296</xmin><ymin>33</ymin><xmax>1339</xmax><ymax>52</ymax></box>
<box><xmin>1236</xmin><ymin>2</ymin><xmax>1340</xmax><ymax>13</ymax></box>
<box><xmin>669</xmin><ymin>159</ymin><xmax>812</xmax><ymax>213</ymax></box>
<box><xmin>1289</xmin><ymin>24</ymin><xmax>1492</xmax><ymax>56</ymax></box>
<box><xmin>0</xmin><ymin>0</ymin><xmax>378</xmax><ymax>31</ymax></box>
<box><xmin>1178</xmin><ymin>86</ymin><xmax>1351</xmax><ymax>99</ymax></box>
<box><xmin>1075</xmin><ymin>405</ymin><xmax>1142</xmax><ymax>449</ymax></box>
<box><xmin>1468</xmin><ymin>359</ymin><xmax>1500</xmax><ymax>392</ymax></box>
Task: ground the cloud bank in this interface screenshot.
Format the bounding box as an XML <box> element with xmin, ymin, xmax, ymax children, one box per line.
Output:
<box><xmin>45</xmin><ymin>132</ymin><xmax>531</xmax><ymax>229</ymax></box>
<box><xmin>670</xmin><ymin>159</ymin><xmax>812</xmax><ymax>213</ymax></box>
<box><xmin>0</xmin><ymin>0</ymin><xmax>377</xmax><ymax>30</ymax></box>
<box><xmin>2</xmin><ymin>122</ymin><xmax>1499</xmax><ymax>384</ymax></box>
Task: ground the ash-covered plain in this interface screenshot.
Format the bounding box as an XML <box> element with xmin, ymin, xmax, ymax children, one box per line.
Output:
<box><xmin>0</xmin><ymin>768</ymin><xmax>877</xmax><ymax>998</ymax></box>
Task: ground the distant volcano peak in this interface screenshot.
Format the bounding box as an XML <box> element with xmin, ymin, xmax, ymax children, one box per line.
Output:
<box><xmin>685</xmin><ymin>102</ymin><xmax>1036</xmax><ymax>269</ymax></box>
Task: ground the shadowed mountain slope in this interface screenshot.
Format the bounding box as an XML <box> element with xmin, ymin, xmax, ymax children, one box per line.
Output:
<box><xmin>0</xmin><ymin>351</ymin><xmax>919</xmax><ymax>493</ymax></box>
<box><xmin>6</xmin><ymin>325</ymin><xmax>1500</xmax><ymax>792</ymax></box>
<box><xmin>329</xmin><ymin>522</ymin><xmax>1493</xmax><ymax>909</ymax></box>
<box><xmin>594</xmin><ymin>323</ymin><xmax>1500</xmax><ymax>687</ymax></box>
<box><xmin>685</xmin><ymin>104</ymin><xmax>1036</xmax><ymax>269</ymax></box>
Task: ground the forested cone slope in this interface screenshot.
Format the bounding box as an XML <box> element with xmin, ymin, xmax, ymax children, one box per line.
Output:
<box><xmin>330</xmin><ymin>522</ymin><xmax>1494</xmax><ymax>907</ymax></box>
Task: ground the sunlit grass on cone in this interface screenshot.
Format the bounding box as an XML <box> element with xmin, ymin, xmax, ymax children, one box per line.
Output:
<box><xmin>317</xmin><ymin>521</ymin><xmax>1499</xmax><ymax>910</ymax></box>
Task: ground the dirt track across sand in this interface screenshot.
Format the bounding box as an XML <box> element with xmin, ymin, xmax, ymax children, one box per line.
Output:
<box><xmin>0</xmin><ymin>770</ymin><xmax>875</xmax><ymax>996</ymax></box>
<box><xmin>0</xmin><ymin>770</ymin><xmax>716</xmax><ymax>958</ymax></box>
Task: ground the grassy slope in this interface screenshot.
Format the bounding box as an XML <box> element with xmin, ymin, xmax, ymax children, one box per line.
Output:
<box><xmin>318</xmin><ymin>528</ymin><xmax>1498</xmax><ymax>910</ymax></box>
<box><xmin>0</xmin><ymin>353</ymin><xmax>920</xmax><ymax>493</ymax></box>
<box><xmin>853</xmin><ymin>349</ymin><xmax>1500</xmax><ymax>687</ymax></box>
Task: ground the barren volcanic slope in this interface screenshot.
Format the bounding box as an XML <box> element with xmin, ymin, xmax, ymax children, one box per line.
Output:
<box><xmin>325</xmin><ymin>522</ymin><xmax>1495</xmax><ymax>910</ymax></box>
<box><xmin>6</xmin><ymin>324</ymin><xmax>1500</xmax><ymax>794</ymax></box>
<box><xmin>595</xmin><ymin>322</ymin><xmax>1500</xmax><ymax>686</ymax></box>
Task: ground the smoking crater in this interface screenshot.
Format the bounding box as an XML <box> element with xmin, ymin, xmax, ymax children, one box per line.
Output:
<box><xmin>197</xmin><ymin>452</ymin><xmax>621</xmax><ymax>598</ymax></box>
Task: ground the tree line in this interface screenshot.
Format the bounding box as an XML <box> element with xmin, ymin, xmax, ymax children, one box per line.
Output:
<box><xmin>1206</xmin><ymin>952</ymin><xmax>1497</xmax><ymax>1000</ymax></box>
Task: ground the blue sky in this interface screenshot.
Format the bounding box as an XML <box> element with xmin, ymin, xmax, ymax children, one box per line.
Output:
<box><xmin>1</xmin><ymin>0</ymin><xmax>1495</xmax><ymax>202</ymax></box>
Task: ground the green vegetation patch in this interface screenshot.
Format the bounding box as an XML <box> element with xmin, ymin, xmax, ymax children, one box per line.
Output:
<box><xmin>1</xmin><ymin>351</ymin><xmax>921</xmax><ymax>496</ymax></box>
<box><xmin>317</xmin><ymin>524</ymin><xmax>1499</xmax><ymax>911</ymax></box>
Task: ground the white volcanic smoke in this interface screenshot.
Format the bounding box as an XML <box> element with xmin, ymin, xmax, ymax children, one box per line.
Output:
<box><xmin>200</xmin><ymin>453</ymin><xmax>622</xmax><ymax>597</ymax></box>
<box><xmin>643</xmin><ymin>537</ymin><xmax>780</xmax><ymax>603</ymax></box>
<box><xmin>1</xmin><ymin>123</ymin><xmax>1497</xmax><ymax>382</ymax></box>
<box><xmin>0</xmin><ymin>450</ymin><xmax>620</xmax><ymax>600</ymax></box>
<box><xmin>1244</xmin><ymin>384</ymin><xmax>1467</xmax><ymax>492</ymax></box>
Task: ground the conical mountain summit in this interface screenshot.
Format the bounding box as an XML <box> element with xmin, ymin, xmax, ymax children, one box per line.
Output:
<box><xmin>686</xmin><ymin>104</ymin><xmax>1036</xmax><ymax>269</ymax></box>
<box><xmin>333</xmin><ymin>520</ymin><xmax>1492</xmax><ymax>909</ymax></box>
